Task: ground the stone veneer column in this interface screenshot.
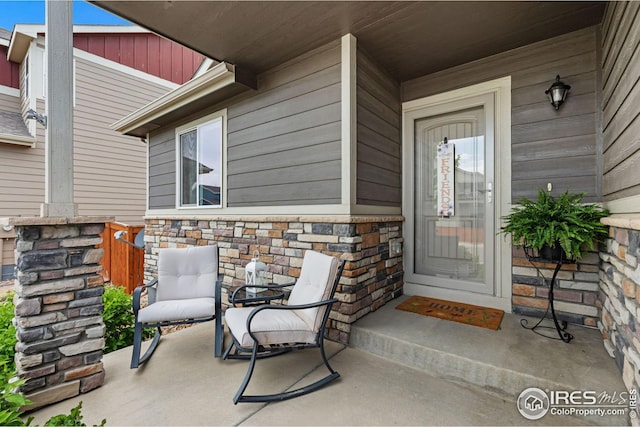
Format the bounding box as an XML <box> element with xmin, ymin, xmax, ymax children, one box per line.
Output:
<box><xmin>2</xmin><ymin>216</ymin><xmax>112</xmax><ymax>410</ymax></box>
<box><xmin>598</xmin><ymin>215</ymin><xmax>640</xmax><ymax>398</ymax></box>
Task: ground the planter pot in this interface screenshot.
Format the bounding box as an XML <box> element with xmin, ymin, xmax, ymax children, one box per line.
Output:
<box><xmin>539</xmin><ymin>243</ymin><xmax>566</xmax><ymax>262</ymax></box>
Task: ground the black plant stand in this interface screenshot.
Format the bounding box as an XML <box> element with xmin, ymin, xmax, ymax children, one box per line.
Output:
<box><xmin>520</xmin><ymin>251</ymin><xmax>574</xmax><ymax>343</ymax></box>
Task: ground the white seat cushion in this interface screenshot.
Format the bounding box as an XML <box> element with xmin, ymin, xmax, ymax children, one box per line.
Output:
<box><xmin>137</xmin><ymin>298</ymin><xmax>215</xmax><ymax>323</ymax></box>
<box><xmin>225</xmin><ymin>306</ymin><xmax>316</xmax><ymax>348</ymax></box>
<box><xmin>157</xmin><ymin>246</ymin><xmax>218</xmax><ymax>301</ymax></box>
<box><xmin>287</xmin><ymin>251</ymin><xmax>339</xmax><ymax>331</ymax></box>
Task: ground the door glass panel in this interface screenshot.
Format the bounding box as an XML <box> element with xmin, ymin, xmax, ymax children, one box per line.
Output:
<box><xmin>414</xmin><ymin>107</ymin><xmax>485</xmax><ymax>283</ymax></box>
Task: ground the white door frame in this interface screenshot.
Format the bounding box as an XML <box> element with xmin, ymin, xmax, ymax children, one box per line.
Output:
<box><xmin>402</xmin><ymin>76</ymin><xmax>512</xmax><ymax>312</ymax></box>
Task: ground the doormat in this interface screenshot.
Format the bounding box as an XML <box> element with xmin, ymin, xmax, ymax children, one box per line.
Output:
<box><xmin>396</xmin><ymin>296</ymin><xmax>504</xmax><ymax>330</ymax></box>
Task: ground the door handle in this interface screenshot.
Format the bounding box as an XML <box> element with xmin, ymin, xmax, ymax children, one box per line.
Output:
<box><xmin>479</xmin><ymin>183</ymin><xmax>493</xmax><ymax>202</ymax></box>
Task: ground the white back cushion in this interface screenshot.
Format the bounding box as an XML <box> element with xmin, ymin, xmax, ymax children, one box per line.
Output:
<box><xmin>288</xmin><ymin>250</ymin><xmax>339</xmax><ymax>331</ymax></box>
<box><xmin>157</xmin><ymin>245</ymin><xmax>218</xmax><ymax>301</ymax></box>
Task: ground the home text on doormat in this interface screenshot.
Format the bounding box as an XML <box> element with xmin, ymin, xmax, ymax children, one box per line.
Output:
<box><xmin>396</xmin><ymin>296</ymin><xmax>504</xmax><ymax>330</ymax></box>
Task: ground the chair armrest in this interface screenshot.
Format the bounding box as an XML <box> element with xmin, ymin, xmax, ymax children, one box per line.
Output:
<box><xmin>245</xmin><ymin>298</ymin><xmax>337</xmax><ymax>341</ymax></box>
<box><xmin>133</xmin><ymin>278</ymin><xmax>158</xmax><ymax>315</ymax></box>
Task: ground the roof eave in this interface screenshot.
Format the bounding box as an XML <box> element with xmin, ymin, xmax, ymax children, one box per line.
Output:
<box><xmin>0</xmin><ymin>134</ymin><xmax>37</xmax><ymax>148</ymax></box>
<box><xmin>113</xmin><ymin>61</ymin><xmax>256</xmax><ymax>138</ymax></box>
<box><xmin>8</xmin><ymin>30</ymin><xmax>35</xmax><ymax>63</ymax></box>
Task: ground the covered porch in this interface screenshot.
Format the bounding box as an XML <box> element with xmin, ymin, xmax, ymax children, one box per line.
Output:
<box><xmin>13</xmin><ymin>0</ymin><xmax>639</xmax><ymax>419</ymax></box>
<box><xmin>29</xmin><ymin>299</ymin><xmax>624</xmax><ymax>425</ymax></box>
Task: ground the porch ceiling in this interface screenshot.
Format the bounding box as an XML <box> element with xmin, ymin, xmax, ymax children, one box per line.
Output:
<box><xmin>91</xmin><ymin>1</ymin><xmax>605</xmax><ymax>82</ymax></box>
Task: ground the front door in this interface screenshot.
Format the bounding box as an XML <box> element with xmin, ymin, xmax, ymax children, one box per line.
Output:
<box><xmin>414</xmin><ymin>105</ymin><xmax>493</xmax><ymax>294</ymax></box>
<box><xmin>403</xmin><ymin>78</ymin><xmax>512</xmax><ymax>310</ymax></box>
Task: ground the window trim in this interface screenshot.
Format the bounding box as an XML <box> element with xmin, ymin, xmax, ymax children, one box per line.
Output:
<box><xmin>24</xmin><ymin>53</ymin><xmax>29</xmax><ymax>99</ymax></box>
<box><xmin>175</xmin><ymin>109</ymin><xmax>227</xmax><ymax>209</ymax></box>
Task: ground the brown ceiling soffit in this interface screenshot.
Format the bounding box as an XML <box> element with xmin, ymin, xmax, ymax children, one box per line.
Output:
<box><xmin>112</xmin><ymin>61</ymin><xmax>257</xmax><ymax>138</ymax></box>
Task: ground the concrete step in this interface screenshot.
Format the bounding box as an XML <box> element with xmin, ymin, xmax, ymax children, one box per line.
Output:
<box><xmin>349</xmin><ymin>295</ymin><xmax>628</xmax><ymax>426</ymax></box>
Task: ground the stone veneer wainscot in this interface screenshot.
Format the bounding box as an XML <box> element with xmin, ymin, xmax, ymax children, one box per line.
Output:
<box><xmin>510</xmin><ymin>248</ymin><xmax>602</xmax><ymax>327</ymax></box>
<box><xmin>143</xmin><ymin>215</ymin><xmax>404</xmax><ymax>343</ymax></box>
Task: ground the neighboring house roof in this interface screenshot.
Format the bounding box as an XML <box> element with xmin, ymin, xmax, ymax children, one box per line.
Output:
<box><xmin>0</xmin><ymin>27</ymin><xmax>11</xmax><ymax>42</ymax></box>
<box><xmin>8</xmin><ymin>24</ymin><xmax>205</xmax><ymax>85</ymax></box>
<box><xmin>0</xmin><ymin>111</ymin><xmax>36</xmax><ymax>147</ymax></box>
<box><xmin>0</xmin><ymin>24</ymin><xmax>209</xmax><ymax>143</ymax></box>
<box><xmin>0</xmin><ymin>111</ymin><xmax>31</xmax><ymax>137</ymax></box>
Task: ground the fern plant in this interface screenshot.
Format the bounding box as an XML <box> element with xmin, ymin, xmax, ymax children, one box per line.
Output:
<box><xmin>500</xmin><ymin>189</ymin><xmax>609</xmax><ymax>260</ymax></box>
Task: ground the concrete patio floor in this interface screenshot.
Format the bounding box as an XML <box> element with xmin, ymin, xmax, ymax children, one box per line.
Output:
<box><xmin>28</xmin><ymin>305</ymin><xmax>626</xmax><ymax>426</ymax></box>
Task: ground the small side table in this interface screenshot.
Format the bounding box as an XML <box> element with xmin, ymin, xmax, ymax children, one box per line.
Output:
<box><xmin>520</xmin><ymin>256</ymin><xmax>574</xmax><ymax>343</ymax></box>
<box><xmin>229</xmin><ymin>285</ymin><xmax>285</xmax><ymax>307</ymax></box>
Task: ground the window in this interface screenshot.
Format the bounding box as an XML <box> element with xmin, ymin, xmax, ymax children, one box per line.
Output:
<box><xmin>24</xmin><ymin>54</ymin><xmax>29</xmax><ymax>99</ymax></box>
<box><xmin>177</xmin><ymin>112</ymin><xmax>224</xmax><ymax>208</ymax></box>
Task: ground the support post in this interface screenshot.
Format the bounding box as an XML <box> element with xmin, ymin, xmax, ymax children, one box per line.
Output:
<box><xmin>41</xmin><ymin>0</ymin><xmax>77</xmax><ymax>218</ymax></box>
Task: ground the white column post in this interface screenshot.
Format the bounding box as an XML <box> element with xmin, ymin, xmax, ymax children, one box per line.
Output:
<box><xmin>341</xmin><ymin>34</ymin><xmax>357</xmax><ymax>210</ymax></box>
<box><xmin>41</xmin><ymin>0</ymin><xmax>77</xmax><ymax>218</ymax></box>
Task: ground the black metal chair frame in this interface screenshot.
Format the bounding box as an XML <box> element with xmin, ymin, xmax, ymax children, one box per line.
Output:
<box><xmin>131</xmin><ymin>278</ymin><xmax>223</xmax><ymax>368</ymax></box>
<box><xmin>224</xmin><ymin>260</ymin><xmax>345</xmax><ymax>404</ymax></box>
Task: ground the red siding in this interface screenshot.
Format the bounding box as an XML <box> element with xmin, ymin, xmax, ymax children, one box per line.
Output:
<box><xmin>87</xmin><ymin>35</ymin><xmax>105</xmax><ymax>58</ymax></box>
<box><xmin>0</xmin><ymin>46</ymin><xmax>19</xmax><ymax>89</ymax></box>
<box><xmin>147</xmin><ymin>35</ymin><xmax>160</xmax><ymax>77</ymax></box>
<box><xmin>134</xmin><ymin>35</ymin><xmax>148</xmax><ymax>73</ymax></box>
<box><xmin>104</xmin><ymin>35</ymin><xmax>120</xmax><ymax>63</ymax></box>
<box><xmin>72</xmin><ymin>33</ymin><xmax>204</xmax><ymax>85</ymax></box>
<box><xmin>159</xmin><ymin>37</ymin><xmax>173</xmax><ymax>82</ymax></box>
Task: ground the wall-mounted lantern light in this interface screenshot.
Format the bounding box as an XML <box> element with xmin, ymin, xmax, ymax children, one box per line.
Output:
<box><xmin>545</xmin><ymin>75</ymin><xmax>571</xmax><ymax>110</ymax></box>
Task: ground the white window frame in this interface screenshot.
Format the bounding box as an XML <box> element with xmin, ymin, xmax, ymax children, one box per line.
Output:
<box><xmin>175</xmin><ymin>109</ymin><xmax>226</xmax><ymax>209</ymax></box>
<box><xmin>24</xmin><ymin>54</ymin><xmax>29</xmax><ymax>99</ymax></box>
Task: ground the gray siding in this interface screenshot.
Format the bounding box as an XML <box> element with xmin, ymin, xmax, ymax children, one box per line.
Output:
<box><xmin>601</xmin><ymin>2</ymin><xmax>640</xmax><ymax>202</ymax></box>
<box><xmin>403</xmin><ymin>27</ymin><xmax>599</xmax><ymax>202</ymax></box>
<box><xmin>226</xmin><ymin>41</ymin><xmax>342</xmax><ymax>206</ymax></box>
<box><xmin>356</xmin><ymin>47</ymin><xmax>401</xmax><ymax>206</ymax></box>
<box><xmin>148</xmin><ymin>127</ymin><xmax>177</xmax><ymax>209</ymax></box>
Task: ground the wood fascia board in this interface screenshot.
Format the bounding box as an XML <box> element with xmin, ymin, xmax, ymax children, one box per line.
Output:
<box><xmin>8</xmin><ymin>31</ymin><xmax>34</xmax><ymax>63</ymax></box>
<box><xmin>112</xmin><ymin>61</ymin><xmax>256</xmax><ymax>137</ymax></box>
<box><xmin>0</xmin><ymin>133</ymin><xmax>36</xmax><ymax>147</ymax></box>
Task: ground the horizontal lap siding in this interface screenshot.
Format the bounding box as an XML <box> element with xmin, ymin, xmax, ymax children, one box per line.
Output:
<box><xmin>74</xmin><ymin>57</ymin><xmax>173</xmax><ymax>222</ymax></box>
<box><xmin>601</xmin><ymin>2</ymin><xmax>640</xmax><ymax>201</ymax></box>
<box><xmin>0</xmin><ymin>92</ymin><xmax>19</xmax><ymax>112</ymax></box>
<box><xmin>356</xmin><ymin>48</ymin><xmax>401</xmax><ymax>206</ymax></box>
<box><xmin>402</xmin><ymin>27</ymin><xmax>599</xmax><ymax>202</ymax></box>
<box><xmin>0</xmin><ymin>96</ymin><xmax>45</xmax><ymax>219</ymax></box>
<box><xmin>148</xmin><ymin>128</ymin><xmax>176</xmax><ymax>209</ymax></box>
<box><xmin>226</xmin><ymin>42</ymin><xmax>342</xmax><ymax>206</ymax></box>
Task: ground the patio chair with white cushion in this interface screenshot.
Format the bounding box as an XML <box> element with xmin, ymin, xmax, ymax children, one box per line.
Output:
<box><xmin>130</xmin><ymin>245</ymin><xmax>223</xmax><ymax>368</ymax></box>
<box><xmin>223</xmin><ymin>250</ymin><xmax>345</xmax><ymax>403</ymax></box>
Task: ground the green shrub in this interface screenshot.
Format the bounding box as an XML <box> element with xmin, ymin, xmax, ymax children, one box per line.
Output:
<box><xmin>102</xmin><ymin>285</ymin><xmax>152</xmax><ymax>353</ymax></box>
<box><xmin>0</xmin><ymin>292</ymin><xmax>107</xmax><ymax>426</ymax></box>
<box><xmin>44</xmin><ymin>402</ymin><xmax>105</xmax><ymax>427</ymax></box>
<box><xmin>0</xmin><ymin>292</ymin><xmax>17</xmax><ymax>375</ymax></box>
<box><xmin>0</xmin><ymin>364</ymin><xmax>32</xmax><ymax>426</ymax></box>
